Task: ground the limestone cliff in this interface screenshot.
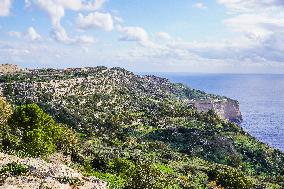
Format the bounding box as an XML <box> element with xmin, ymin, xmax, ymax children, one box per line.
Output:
<box><xmin>189</xmin><ymin>99</ymin><xmax>242</xmax><ymax>123</ymax></box>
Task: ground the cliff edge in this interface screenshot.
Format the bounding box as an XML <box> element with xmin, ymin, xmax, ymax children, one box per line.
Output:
<box><xmin>189</xmin><ymin>99</ymin><xmax>242</xmax><ymax>123</ymax></box>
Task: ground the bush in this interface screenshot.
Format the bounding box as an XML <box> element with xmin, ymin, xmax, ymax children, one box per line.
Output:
<box><xmin>0</xmin><ymin>97</ymin><xmax>13</xmax><ymax>150</ymax></box>
<box><xmin>91</xmin><ymin>156</ymin><xmax>108</xmax><ymax>171</ymax></box>
<box><xmin>3</xmin><ymin>104</ymin><xmax>79</xmax><ymax>157</ymax></box>
<box><xmin>107</xmin><ymin>158</ymin><xmax>135</xmax><ymax>174</ymax></box>
<box><xmin>208</xmin><ymin>166</ymin><xmax>252</xmax><ymax>189</ymax></box>
<box><xmin>0</xmin><ymin>97</ymin><xmax>12</xmax><ymax>127</ymax></box>
<box><xmin>0</xmin><ymin>162</ymin><xmax>28</xmax><ymax>176</ymax></box>
<box><xmin>124</xmin><ymin>162</ymin><xmax>171</xmax><ymax>189</ymax></box>
<box><xmin>56</xmin><ymin>124</ymin><xmax>80</xmax><ymax>155</ymax></box>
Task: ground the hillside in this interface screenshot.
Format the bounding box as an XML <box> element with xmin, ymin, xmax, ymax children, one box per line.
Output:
<box><xmin>0</xmin><ymin>66</ymin><xmax>242</xmax><ymax>124</ymax></box>
<box><xmin>0</xmin><ymin>64</ymin><xmax>24</xmax><ymax>75</ymax></box>
<box><xmin>0</xmin><ymin>66</ymin><xmax>284</xmax><ymax>188</ymax></box>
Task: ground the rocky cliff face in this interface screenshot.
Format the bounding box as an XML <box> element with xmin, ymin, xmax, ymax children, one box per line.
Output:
<box><xmin>189</xmin><ymin>99</ymin><xmax>242</xmax><ymax>123</ymax></box>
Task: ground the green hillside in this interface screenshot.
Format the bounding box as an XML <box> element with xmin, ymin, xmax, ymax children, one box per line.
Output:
<box><xmin>0</xmin><ymin>67</ymin><xmax>284</xmax><ymax>189</ymax></box>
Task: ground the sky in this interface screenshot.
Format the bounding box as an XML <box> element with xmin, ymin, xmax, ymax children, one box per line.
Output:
<box><xmin>0</xmin><ymin>0</ymin><xmax>284</xmax><ymax>73</ymax></box>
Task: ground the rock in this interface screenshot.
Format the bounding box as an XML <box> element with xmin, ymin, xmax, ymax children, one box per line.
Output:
<box><xmin>190</xmin><ymin>99</ymin><xmax>243</xmax><ymax>123</ymax></box>
<box><xmin>0</xmin><ymin>64</ymin><xmax>24</xmax><ymax>74</ymax></box>
<box><xmin>0</xmin><ymin>153</ymin><xmax>108</xmax><ymax>189</ymax></box>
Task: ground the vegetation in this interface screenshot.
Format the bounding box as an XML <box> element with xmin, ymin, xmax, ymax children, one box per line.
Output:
<box><xmin>0</xmin><ymin>67</ymin><xmax>284</xmax><ymax>188</ymax></box>
<box><xmin>1</xmin><ymin>103</ymin><xmax>79</xmax><ymax>157</ymax></box>
<box><xmin>0</xmin><ymin>162</ymin><xmax>28</xmax><ymax>176</ymax></box>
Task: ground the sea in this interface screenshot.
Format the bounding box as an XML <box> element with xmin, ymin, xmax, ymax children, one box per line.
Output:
<box><xmin>155</xmin><ymin>73</ymin><xmax>284</xmax><ymax>152</ymax></box>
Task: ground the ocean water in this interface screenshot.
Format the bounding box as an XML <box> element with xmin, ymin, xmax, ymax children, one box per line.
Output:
<box><xmin>156</xmin><ymin>73</ymin><xmax>284</xmax><ymax>152</ymax></box>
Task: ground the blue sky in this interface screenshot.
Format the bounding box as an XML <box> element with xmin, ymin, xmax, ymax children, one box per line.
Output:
<box><xmin>0</xmin><ymin>0</ymin><xmax>284</xmax><ymax>73</ymax></box>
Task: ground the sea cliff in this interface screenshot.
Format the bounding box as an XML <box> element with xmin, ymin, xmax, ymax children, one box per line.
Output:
<box><xmin>189</xmin><ymin>99</ymin><xmax>242</xmax><ymax>123</ymax></box>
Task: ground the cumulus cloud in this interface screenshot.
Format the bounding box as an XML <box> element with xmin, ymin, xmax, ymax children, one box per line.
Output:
<box><xmin>50</xmin><ymin>26</ymin><xmax>70</xmax><ymax>43</ymax></box>
<box><xmin>156</xmin><ymin>32</ymin><xmax>172</xmax><ymax>40</ymax></box>
<box><xmin>118</xmin><ymin>26</ymin><xmax>159</xmax><ymax>48</ymax></box>
<box><xmin>217</xmin><ymin>0</ymin><xmax>284</xmax><ymax>39</ymax></box>
<box><xmin>211</xmin><ymin>0</ymin><xmax>284</xmax><ymax>64</ymax></box>
<box><xmin>8</xmin><ymin>27</ymin><xmax>41</xmax><ymax>41</ymax></box>
<box><xmin>27</xmin><ymin>27</ymin><xmax>41</xmax><ymax>41</ymax></box>
<box><xmin>77</xmin><ymin>12</ymin><xmax>114</xmax><ymax>31</ymax></box>
<box><xmin>0</xmin><ymin>0</ymin><xmax>12</xmax><ymax>16</ymax></box>
<box><xmin>193</xmin><ymin>2</ymin><xmax>207</xmax><ymax>9</ymax></box>
<box><xmin>26</xmin><ymin>0</ymin><xmax>108</xmax><ymax>43</ymax></box>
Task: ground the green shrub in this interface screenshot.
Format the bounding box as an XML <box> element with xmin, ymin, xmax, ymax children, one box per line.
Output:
<box><xmin>91</xmin><ymin>155</ymin><xmax>109</xmax><ymax>171</ymax></box>
<box><xmin>124</xmin><ymin>162</ymin><xmax>171</xmax><ymax>189</ymax></box>
<box><xmin>56</xmin><ymin>124</ymin><xmax>80</xmax><ymax>155</ymax></box>
<box><xmin>0</xmin><ymin>97</ymin><xmax>13</xmax><ymax>150</ymax></box>
<box><xmin>0</xmin><ymin>97</ymin><xmax>12</xmax><ymax>127</ymax></box>
<box><xmin>3</xmin><ymin>104</ymin><xmax>79</xmax><ymax>157</ymax></box>
<box><xmin>208</xmin><ymin>166</ymin><xmax>252</xmax><ymax>189</ymax></box>
<box><xmin>0</xmin><ymin>162</ymin><xmax>28</xmax><ymax>176</ymax></box>
<box><xmin>107</xmin><ymin>158</ymin><xmax>135</xmax><ymax>174</ymax></box>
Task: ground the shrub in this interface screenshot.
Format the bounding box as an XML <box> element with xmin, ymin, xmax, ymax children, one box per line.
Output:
<box><xmin>0</xmin><ymin>97</ymin><xmax>13</xmax><ymax>150</ymax></box>
<box><xmin>3</xmin><ymin>104</ymin><xmax>79</xmax><ymax>157</ymax></box>
<box><xmin>0</xmin><ymin>97</ymin><xmax>12</xmax><ymax>127</ymax></box>
<box><xmin>0</xmin><ymin>162</ymin><xmax>28</xmax><ymax>176</ymax></box>
<box><xmin>56</xmin><ymin>124</ymin><xmax>80</xmax><ymax>156</ymax></box>
<box><xmin>124</xmin><ymin>162</ymin><xmax>171</xmax><ymax>189</ymax></box>
<box><xmin>107</xmin><ymin>158</ymin><xmax>135</xmax><ymax>174</ymax></box>
<box><xmin>208</xmin><ymin>166</ymin><xmax>252</xmax><ymax>189</ymax></box>
<box><xmin>91</xmin><ymin>156</ymin><xmax>108</xmax><ymax>171</ymax></box>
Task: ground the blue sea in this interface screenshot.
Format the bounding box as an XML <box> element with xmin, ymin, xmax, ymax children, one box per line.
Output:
<box><xmin>156</xmin><ymin>73</ymin><xmax>284</xmax><ymax>152</ymax></box>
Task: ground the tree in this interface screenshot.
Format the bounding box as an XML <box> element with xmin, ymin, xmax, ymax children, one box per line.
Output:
<box><xmin>0</xmin><ymin>97</ymin><xmax>13</xmax><ymax>150</ymax></box>
<box><xmin>0</xmin><ymin>97</ymin><xmax>12</xmax><ymax>126</ymax></box>
<box><xmin>5</xmin><ymin>104</ymin><xmax>63</xmax><ymax>156</ymax></box>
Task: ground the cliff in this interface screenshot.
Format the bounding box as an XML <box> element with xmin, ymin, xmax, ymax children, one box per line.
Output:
<box><xmin>189</xmin><ymin>99</ymin><xmax>242</xmax><ymax>123</ymax></box>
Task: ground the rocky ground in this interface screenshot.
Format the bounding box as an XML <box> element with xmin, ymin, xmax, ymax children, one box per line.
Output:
<box><xmin>0</xmin><ymin>153</ymin><xmax>107</xmax><ymax>189</ymax></box>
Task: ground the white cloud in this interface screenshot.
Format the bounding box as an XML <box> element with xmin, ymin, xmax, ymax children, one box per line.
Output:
<box><xmin>8</xmin><ymin>27</ymin><xmax>41</xmax><ymax>41</ymax></box>
<box><xmin>26</xmin><ymin>27</ymin><xmax>41</xmax><ymax>41</ymax></box>
<box><xmin>217</xmin><ymin>0</ymin><xmax>284</xmax><ymax>12</ymax></box>
<box><xmin>113</xmin><ymin>16</ymin><xmax>123</xmax><ymax>23</ymax></box>
<box><xmin>0</xmin><ymin>0</ymin><xmax>12</xmax><ymax>16</ymax></box>
<box><xmin>76</xmin><ymin>35</ymin><xmax>95</xmax><ymax>45</ymax></box>
<box><xmin>8</xmin><ymin>31</ymin><xmax>22</xmax><ymax>38</ymax></box>
<box><xmin>193</xmin><ymin>2</ymin><xmax>207</xmax><ymax>9</ymax></box>
<box><xmin>216</xmin><ymin>0</ymin><xmax>284</xmax><ymax>42</ymax></box>
<box><xmin>27</xmin><ymin>0</ymin><xmax>108</xmax><ymax>43</ymax></box>
<box><xmin>50</xmin><ymin>26</ymin><xmax>71</xmax><ymax>43</ymax></box>
<box><xmin>212</xmin><ymin>0</ymin><xmax>284</xmax><ymax>64</ymax></box>
<box><xmin>118</xmin><ymin>26</ymin><xmax>158</xmax><ymax>48</ymax></box>
<box><xmin>77</xmin><ymin>12</ymin><xmax>114</xmax><ymax>31</ymax></box>
<box><xmin>156</xmin><ymin>32</ymin><xmax>172</xmax><ymax>40</ymax></box>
